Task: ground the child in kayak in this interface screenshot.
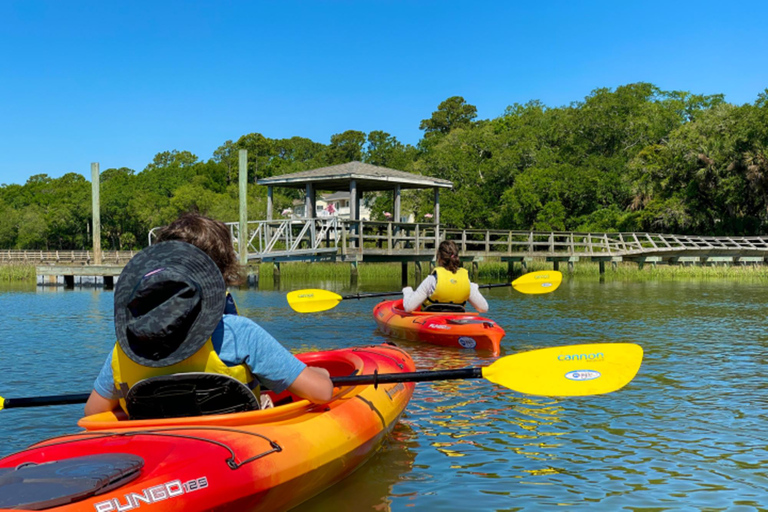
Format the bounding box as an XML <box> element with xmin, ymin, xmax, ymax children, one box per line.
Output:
<box><xmin>402</xmin><ymin>240</ymin><xmax>488</xmax><ymax>313</ymax></box>
<box><xmin>84</xmin><ymin>213</ymin><xmax>334</xmax><ymax>419</ymax></box>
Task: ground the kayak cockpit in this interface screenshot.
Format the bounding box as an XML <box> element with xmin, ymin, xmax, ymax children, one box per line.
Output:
<box><xmin>78</xmin><ymin>350</ymin><xmax>366</xmax><ymax>431</ymax></box>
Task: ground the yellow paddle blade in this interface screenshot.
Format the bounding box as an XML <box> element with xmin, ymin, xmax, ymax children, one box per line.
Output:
<box><xmin>286</xmin><ymin>289</ymin><xmax>343</xmax><ymax>313</ymax></box>
<box><xmin>0</xmin><ymin>396</ymin><xmax>4</xmax><ymax>411</ymax></box>
<box><xmin>511</xmin><ymin>270</ymin><xmax>563</xmax><ymax>295</ymax></box>
<box><xmin>482</xmin><ymin>343</ymin><xmax>643</xmax><ymax>396</ymax></box>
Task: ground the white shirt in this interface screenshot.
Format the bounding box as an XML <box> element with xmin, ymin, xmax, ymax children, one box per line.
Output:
<box><xmin>402</xmin><ymin>274</ymin><xmax>489</xmax><ymax>313</ymax></box>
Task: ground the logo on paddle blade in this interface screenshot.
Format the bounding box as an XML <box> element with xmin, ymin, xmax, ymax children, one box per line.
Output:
<box><xmin>458</xmin><ymin>337</ymin><xmax>477</xmax><ymax>349</ymax></box>
<box><xmin>541</xmin><ymin>282</ymin><xmax>552</xmax><ymax>287</ymax></box>
<box><xmin>564</xmin><ymin>370</ymin><xmax>601</xmax><ymax>381</ymax></box>
<box><xmin>558</xmin><ymin>352</ymin><xmax>604</xmax><ymax>362</ymax></box>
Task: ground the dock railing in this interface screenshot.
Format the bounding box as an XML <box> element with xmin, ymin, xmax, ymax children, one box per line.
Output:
<box><xmin>12</xmin><ymin>225</ymin><xmax>768</xmax><ymax>265</ymax></box>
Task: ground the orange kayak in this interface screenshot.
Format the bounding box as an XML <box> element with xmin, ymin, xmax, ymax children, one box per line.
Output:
<box><xmin>373</xmin><ymin>299</ymin><xmax>505</xmax><ymax>356</ymax></box>
<box><xmin>0</xmin><ymin>344</ymin><xmax>415</xmax><ymax>512</ymax></box>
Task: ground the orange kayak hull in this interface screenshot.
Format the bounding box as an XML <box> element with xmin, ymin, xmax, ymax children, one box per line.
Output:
<box><xmin>0</xmin><ymin>344</ymin><xmax>415</xmax><ymax>512</ymax></box>
<box><xmin>373</xmin><ymin>299</ymin><xmax>505</xmax><ymax>356</ymax></box>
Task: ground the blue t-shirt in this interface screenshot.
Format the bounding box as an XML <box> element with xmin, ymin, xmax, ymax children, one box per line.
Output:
<box><xmin>94</xmin><ymin>314</ymin><xmax>306</xmax><ymax>400</ymax></box>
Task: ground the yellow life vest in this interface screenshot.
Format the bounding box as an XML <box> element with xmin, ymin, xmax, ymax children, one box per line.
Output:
<box><xmin>423</xmin><ymin>267</ymin><xmax>471</xmax><ymax>308</ymax></box>
<box><xmin>111</xmin><ymin>337</ymin><xmax>255</xmax><ymax>413</ymax></box>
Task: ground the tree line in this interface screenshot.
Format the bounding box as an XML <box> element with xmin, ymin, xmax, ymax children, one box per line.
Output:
<box><xmin>1</xmin><ymin>82</ymin><xmax>766</xmax><ymax>250</ymax></box>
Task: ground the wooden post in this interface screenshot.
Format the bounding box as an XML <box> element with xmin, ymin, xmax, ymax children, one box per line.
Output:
<box><xmin>238</xmin><ymin>150</ymin><xmax>248</xmax><ymax>265</ymax></box>
<box><xmin>266</xmin><ymin>186</ymin><xmax>273</xmax><ymax>221</ymax></box>
<box><xmin>393</xmin><ymin>184</ymin><xmax>401</xmax><ymax>222</ymax></box>
<box><xmin>434</xmin><ymin>188</ymin><xmax>440</xmax><ymax>252</ymax></box>
<box><xmin>350</xmin><ymin>180</ymin><xmax>358</xmax><ymax>249</ymax></box>
<box><xmin>90</xmin><ymin>163</ymin><xmax>102</xmax><ymax>265</ymax></box>
<box><xmin>401</xmin><ymin>261</ymin><xmax>408</xmax><ymax>287</ymax></box>
<box><xmin>247</xmin><ymin>265</ymin><xmax>259</xmax><ymax>288</ymax></box>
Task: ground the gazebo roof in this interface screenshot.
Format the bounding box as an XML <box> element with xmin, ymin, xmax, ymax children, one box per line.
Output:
<box><xmin>256</xmin><ymin>161</ymin><xmax>452</xmax><ymax>192</ymax></box>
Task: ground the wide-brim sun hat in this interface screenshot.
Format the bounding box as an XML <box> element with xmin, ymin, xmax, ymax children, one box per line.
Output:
<box><xmin>114</xmin><ymin>240</ymin><xmax>226</xmax><ymax>368</ymax></box>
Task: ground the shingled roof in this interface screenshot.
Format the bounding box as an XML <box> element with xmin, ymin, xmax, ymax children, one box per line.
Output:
<box><xmin>257</xmin><ymin>161</ymin><xmax>452</xmax><ymax>192</ymax></box>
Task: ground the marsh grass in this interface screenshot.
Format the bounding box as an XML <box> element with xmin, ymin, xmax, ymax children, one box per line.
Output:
<box><xmin>0</xmin><ymin>264</ymin><xmax>35</xmax><ymax>282</ymax></box>
<box><xmin>252</xmin><ymin>259</ymin><xmax>768</xmax><ymax>284</ymax></box>
<box><xmin>567</xmin><ymin>261</ymin><xmax>768</xmax><ymax>281</ymax></box>
<box><xmin>5</xmin><ymin>259</ymin><xmax>768</xmax><ymax>285</ymax></box>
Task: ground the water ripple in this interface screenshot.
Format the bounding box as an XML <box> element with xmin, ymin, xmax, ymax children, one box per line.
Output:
<box><xmin>3</xmin><ymin>280</ymin><xmax>768</xmax><ymax>510</ymax></box>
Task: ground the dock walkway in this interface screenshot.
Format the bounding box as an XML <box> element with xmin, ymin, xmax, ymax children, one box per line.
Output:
<box><xmin>14</xmin><ymin>220</ymin><xmax>768</xmax><ymax>286</ymax></box>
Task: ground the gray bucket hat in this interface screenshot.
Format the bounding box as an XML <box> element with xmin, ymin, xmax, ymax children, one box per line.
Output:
<box><xmin>114</xmin><ymin>241</ymin><xmax>226</xmax><ymax>368</ymax></box>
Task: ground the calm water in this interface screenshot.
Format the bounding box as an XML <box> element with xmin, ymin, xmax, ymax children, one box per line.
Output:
<box><xmin>2</xmin><ymin>277</ymin><xmax>768</xmax><ymax>510</ymax></box>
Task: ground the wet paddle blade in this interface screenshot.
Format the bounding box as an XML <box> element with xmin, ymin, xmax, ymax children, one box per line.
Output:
<box><xmin>286</xmin><ymin>289</ymin><xmax>343</xmax><ymax>313</ymax></box>
<box><xmin>482</xmin><ymin>343</ymin><xmax>643</xmax><ymax>396</ymax></box>
<box><xmin>511</xmin><ymin>271</ymin><xmax>563</xmax><ymax>295</ymax></box>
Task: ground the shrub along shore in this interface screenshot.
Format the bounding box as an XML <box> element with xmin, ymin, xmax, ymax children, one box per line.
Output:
<box><xmin>4</xmin><ymin>260</ymin><xmax>768</xmax><ymax>284</ymax></box>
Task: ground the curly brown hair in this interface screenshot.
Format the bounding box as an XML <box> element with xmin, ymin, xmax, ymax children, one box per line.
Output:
<box><xmin>437</xmin><ymin>240</ymin><xmax>461</xmax><ymax>273</ymax></box>
<box><xmin>155</xmin><ymin>213</ymin><xmax>243</xmax><ymax>285</ymax></box>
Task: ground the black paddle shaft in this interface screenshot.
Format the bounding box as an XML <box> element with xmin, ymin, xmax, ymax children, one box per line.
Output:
<box><xmin>340</xmin><ymin>282</ymin><xmax>511</xmax><ymax>301</ymax></box>
<box><xmin>4</xmin><ymin>369</ymin><xmax>487</xmax><ymax>409</ymax></box>
<box><xmin>478</xmin><ymin>283</ymin><xmax>513</xmax><ymax>290</ymax></box>
<box><xmin>331</xmin><ymin>367</ymin><xmax>484</xmax><ymax>388</ymax></box>
<box><xmin>4</xmin><ymin>393</ymin><xmax>90</xmax><ymax>409</ymax></box>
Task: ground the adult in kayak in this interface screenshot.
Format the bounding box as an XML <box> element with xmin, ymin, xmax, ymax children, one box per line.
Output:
<box><xmin>402</xmin><ymin>240</ymin><xmax>489</xmax><ymax>313</ymax></box>
<box><xmin>84</xmin><ymin>213</ymin><xmax>334</xmax><ymax>419</ymax></box>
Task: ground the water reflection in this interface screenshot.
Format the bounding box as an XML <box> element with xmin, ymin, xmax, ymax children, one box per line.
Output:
<box><xmin>4</xmin><ymin>277</ymin><xmax>768</xmax><ymax>510</ymax></box>
<box><xmin>297</xmin><ymin>423</ymin><xmax>418</xmax><ymax>512</ymax></box>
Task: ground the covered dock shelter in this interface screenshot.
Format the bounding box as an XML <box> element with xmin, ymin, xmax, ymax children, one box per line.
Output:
<box><xmin>257</xmin><ymin>161</ymin><xmax>453</xmax><ymax>223</ymax></box>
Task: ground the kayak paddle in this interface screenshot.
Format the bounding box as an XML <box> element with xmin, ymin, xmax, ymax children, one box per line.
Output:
<box><xmin>287</xmin><ymin>270</ymin><xmax>563</xmax><ymax>313</ymax></box>
<box><xmin>0</xmin><ymin>342</ymin><xmax>641</xmax><ymax>410</ymax></box>
<box><xmin>333</xmin><ymin>343</ymin><xmax>642</xmax><ymax>397</ymax></box>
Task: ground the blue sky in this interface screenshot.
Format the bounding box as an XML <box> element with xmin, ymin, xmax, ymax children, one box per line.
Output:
<box><xmin>1</xmin><ymin>0</ymin><xmax>766</xmax><ymax>185</ymax></box>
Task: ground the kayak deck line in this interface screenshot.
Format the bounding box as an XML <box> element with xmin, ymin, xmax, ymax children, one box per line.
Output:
<box><xmin>351</xmin><ymin>345</ymin><xmax>406</xmax><ymax>368</ymax></box>
<box><xmin>21</xmin><ymin>426</ymin><xmax>284</xmax><ymax>470</ymax></box>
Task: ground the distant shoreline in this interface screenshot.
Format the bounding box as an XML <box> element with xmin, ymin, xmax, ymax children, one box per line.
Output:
<box><xmin>3</xmin><ymin>260</ymin><xmax>768</xmax><ymax>284</ymax></box>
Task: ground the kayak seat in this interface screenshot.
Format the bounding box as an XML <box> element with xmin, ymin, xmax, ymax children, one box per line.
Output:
<box><xmin>126</xmin><ymin>372</ymin><xmax>260</xmax><ymax>420</ymax></box>
<box><xmin>422</xmin><ymin>304</ymin><xmax>466</xmax><ymax>313</ymax></box>
<box><xmin>0</xmin><ymin>453</ymin><xmax>143</xmax><ymax>510</ymax></box>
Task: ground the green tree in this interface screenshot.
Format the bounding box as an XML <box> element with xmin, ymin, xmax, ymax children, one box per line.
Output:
<box><xmin>364</xmin><ymin>131</ymin><xmax>417</xmax><ymax>170</ymax></box>
<box><xmin>0</xmin><ymin>200</ymin><xmax>18</xmax><ymax>247</ymax></box>
<box><xmin>101</xmin><ymin>167</ymin><xmax>140</xmax><ymax>250</ymax></box>
<box><xmin>420</xmin><ymin>96</ymin><xmax>478</xmax><ymax>139</ymax></box>
<box><xmin>326</xmin><ymin>130</ymin><xmax>366</xmax><ymax>164</ymax></box>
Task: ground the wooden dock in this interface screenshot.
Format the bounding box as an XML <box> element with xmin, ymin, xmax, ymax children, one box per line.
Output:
<box><xmin>20</xmin><ymin>221</ymin><xmax>768</xmax><ymax>287</ymax></box>
<box><xmin>35</xmin><ymin>265</ymin><xmax>124</xmax><ymax>288</ymax></box>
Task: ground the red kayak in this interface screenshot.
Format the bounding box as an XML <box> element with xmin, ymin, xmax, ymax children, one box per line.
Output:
<box><xmin>0</xmin><ymin>344</ymin><xmax>415</xmax><ymax>512</ymax></box>
<box><xmin>373</xmin><ymin>299</ymin><xmax>505</xmax><ymax>356</ymax></box>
